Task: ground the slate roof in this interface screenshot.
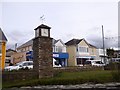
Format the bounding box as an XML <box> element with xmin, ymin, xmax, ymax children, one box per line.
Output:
<box><xmin>52</xmin><ymin>39</ymin><xmax>59</xmax><ymax>45</ymax></box>
<box><xmin>89</xmin><ymin>43</ymin><xmax>97</xmax><ymax>48</ymax></box>
<box><xmin>34</xmin><ymin>24</ymin><xmax>51</xmax><ymax>30</ymax></box>
<box><xmin>0</xmin><ymin>28</ymin><xmax>7</xmax><ymax>42</ymax></box>
<box><xmin>17</xmin><ymin>38</ymin><xmax>96</xmax><ymax>50</ymax></box>
<box><xmin>18</xmin><ymin>38</ymin><xmax>65</xmax><ymax>49</ymax></box>
<box><xmin>17</xmin><ymin>39</ymin><xmax>33</xmax><ymax>49</ymax></box>
<box><xmin>65</xmin><ymin>39</ymin><xmax>83</xmax><ymax>46</ymax></box>
<box><xmin>52</xmin><ymin>39</ymin><xmax>65</xmax><ymax>46</ymax></box>
<box><xmin>65</xmin><ymin>38</ymin><xmax>97</xmax><ymax>48</ymax></box>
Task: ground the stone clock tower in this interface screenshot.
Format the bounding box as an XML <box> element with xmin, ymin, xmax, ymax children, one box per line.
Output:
<box><xmin>33</xmin><ymin>24</ymin><xmax>53</xmax><ymax>78</ymax></box>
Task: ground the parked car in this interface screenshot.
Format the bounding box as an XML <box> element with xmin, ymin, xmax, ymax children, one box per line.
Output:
<box><xmin>4</xmin><ymin>61</ymin><xmax>33</xmax><ymax>71</ymax></box>
<box><xmin>85</xmin><ymin>60</ymin><xmax>105</xmax><ymax>67</ymax></box>
<box><xmin>111</xmin><ymin>58</ymin><xmax>120</xmax><ymax>63</ymax></box>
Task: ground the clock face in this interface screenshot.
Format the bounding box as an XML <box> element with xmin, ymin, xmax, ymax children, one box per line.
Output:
<box><xmin>41</xmin><ymin>29</ymin><xmax>48</xmax><ymax>37</ymax></box>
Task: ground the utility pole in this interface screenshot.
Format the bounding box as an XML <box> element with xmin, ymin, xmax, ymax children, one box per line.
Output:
<box><xmin>102</xmin><ymin>25</ymin><xmax>106</xmax><ymax>64</ymax></box>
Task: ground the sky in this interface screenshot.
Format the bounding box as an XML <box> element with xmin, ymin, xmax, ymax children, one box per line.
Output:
<box><xmin>0</xmin><ymin>0</ymin><xmax>119</xmax><ymax>49</ymax></box>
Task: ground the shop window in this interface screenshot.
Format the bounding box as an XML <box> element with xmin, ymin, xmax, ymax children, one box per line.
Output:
<box><xmin>54</xmin><ymin>60</ymin><xmax>59</xmax><ymax>65</ymax></box>
<box><xmin>77</xmin><ymin>58</ymin><xmax>82</xmax><ymax>65</ymax></box>
<box><xmin>77</xmin><ymin>58</ymin><xmax>88</xmax><ymax>65</ymax></box>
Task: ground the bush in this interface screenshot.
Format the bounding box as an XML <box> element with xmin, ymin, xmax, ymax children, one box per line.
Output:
<box><xmin>104</xmin><ymin>62</ymin><xmax>120</xmax><ymax>70</ymax></box>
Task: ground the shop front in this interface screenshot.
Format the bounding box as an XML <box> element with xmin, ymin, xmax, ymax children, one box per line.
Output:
<box><xmin>26</xmin><ymin>51</ymin><xmax>33</xmax><ymax>61</ymax></box>
<box><xmin>76</xmin><ymin>56</ymin><xmax>96</xmax><ymax>66</ymax></box>
<box><xmin>53</xmin><ymin>52</ymin><xmax>69</xmax><ymax>67</ymax></box>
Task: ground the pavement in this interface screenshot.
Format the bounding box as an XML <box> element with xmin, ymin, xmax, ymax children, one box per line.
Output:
<box><xmin>2</xmin><ymin>82</ymin><xmax>120</xmax><ymax>90</ymax></box>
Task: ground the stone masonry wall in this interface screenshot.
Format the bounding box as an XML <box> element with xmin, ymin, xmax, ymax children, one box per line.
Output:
<box><xmin>33</xmin><ymin>37</ymin><xmax>53</xmax><ymax>78</ymax></box>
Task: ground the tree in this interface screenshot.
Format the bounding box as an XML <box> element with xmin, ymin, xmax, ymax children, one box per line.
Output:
<box><xmin>106</xmin><ymin>48</ymin><xmax>115</xmax><ymax>58</ymax></box>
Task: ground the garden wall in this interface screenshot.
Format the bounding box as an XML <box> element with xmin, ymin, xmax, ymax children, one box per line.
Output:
<box><xmin>2</xmin><ymin>66</ymin><xmax>104</xmax><ymax>82</ymax></box>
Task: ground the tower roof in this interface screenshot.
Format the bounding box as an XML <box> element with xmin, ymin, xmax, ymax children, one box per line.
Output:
<box><xmin>34</xmin><ymin>24</ymin><xmax>51</xmax><ymax>30</ymax></box>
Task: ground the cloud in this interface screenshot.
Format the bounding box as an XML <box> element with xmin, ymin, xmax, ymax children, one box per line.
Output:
<box><xmin>86</xmin><ymin>33</ymin><xmax>118</xmax><ymax>49</ymax></box>
<box><xmin>84</xmin><ymin>26</ymin><xmax>118</xmax><ymax>49</ymax></box>
<box><xmin>6</xmin><ymin>29</ymin><xmax>34</xmax><ymax>49</ymax></box>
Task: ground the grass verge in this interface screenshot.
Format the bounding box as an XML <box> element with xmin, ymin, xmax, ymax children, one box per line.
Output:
<box><xmin>2</xmin><ymin>70</ymin><xmax>120</xmax><ymax>88</ymax></box>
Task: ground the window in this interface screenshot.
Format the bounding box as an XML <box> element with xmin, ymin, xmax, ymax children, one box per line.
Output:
<box><xmin>55</xmin><ymin>46</ymin><xmax>58</xmax><ymax>52</ymax></box>
<box><xmin>79</xmin><ymin>47</ymin><xmax>88</xmax><ymax>53</ymax></box>
<box><xmin>28</xmin><ymin>62</ymin><xmax>33</xmax><ymax>65</ymax></box>
<box><xmin>26</xmin><ymin>47</ymin><xmax>28</xmax><ymax>51</ymax></box>
<box><xmin>76</xmin><ymin>47</ymin><xmax>78</xmax><ymax>52</ymax></box>
<box><xmin>35</xmin><ymin>29</ymin><xmax>39</xmax><ymax>37</ymax></box>
<box><xmin>23</xmin><ymin>48</ymin><xmax>25</xmax><ymax>52</ymax></box>
<box><xmin>87</xmin><ymin>48</ymin><xmax>88</xmax><ymax>52</ymax></box>
<box><xmin>95</xmin><ymin>61</ymin><xmax>101</xmax><ymax>64</ymax></box>
<box><xmin>22</xmin><ymin>63</ymin><xmax>28</xmax><ymax>66</ymax></box>
<box><xmin>58</xmin><ymin>46</ymin><xmax>62</xmax><ymax>52</ymax></box>
<box><xmin>55</xmin><ymin>60</ymin><xmax>59</xmax><ymax>65</ymax></box>
<box><xmin>29</xmin><ymin>46</ymin><xmax>32</xmax><ymax>51</ymax></box>
<box><xmin>85</xmin><ymin>61</ymin><xmax>91</xmax><ymax>64</ymax></box>
<box><xmin>55</xmin><ymin>46</ymin><xmax>63</xmax><ymax>52</ymax></box>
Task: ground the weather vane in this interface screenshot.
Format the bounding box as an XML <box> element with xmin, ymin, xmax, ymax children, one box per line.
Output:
<box><xmin>40</xmin><ymin>15</ymin><xmax>45</xmax><ymax>24</ymax></box>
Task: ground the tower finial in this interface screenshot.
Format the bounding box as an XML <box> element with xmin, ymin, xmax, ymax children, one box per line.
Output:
<box><xmin>40</xmin><ymin>15</ymin><xmax>45</xmax><ymax>24</ymax></box>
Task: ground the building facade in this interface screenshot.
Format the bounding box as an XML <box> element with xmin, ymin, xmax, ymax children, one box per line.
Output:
<box><xmin>65</xmin><ymin>39</ymin><xmax>97</xmax><ymax>66</ymax></box>
<box><xmin>52</xmin><ymin>39</ymin><xmax>69</xmax><ymax>67</ymax></box>
<box><xmin>5</xmin><ymin>49</ymin><xmax>16</xmax><ymax>66</ymax></box>
<box><xmin>12</xmin><ymin>40</ymin><xmax>33</xmax><ymax>64</ymax></box>
<box><xmin>12</xmin><ymin>38</ymin><xmax>68</xmax><ymax>67</ymax></box>
<box><xmin>96</xmin><ymin>49</ymin><xmax>108</xmax><ymax>64</ymax></box>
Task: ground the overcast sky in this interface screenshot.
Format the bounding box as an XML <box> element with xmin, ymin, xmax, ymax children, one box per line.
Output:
<box><xmin>0</xmin><ymin>0</ymin><xmax>119</xmax><ymax>49</ymax></box>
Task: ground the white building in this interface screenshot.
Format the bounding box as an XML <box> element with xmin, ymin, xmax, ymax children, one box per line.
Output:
<box><xmin>96</xmin><ymin>49</ymin><xmax>108</xmax><ymax>64</ymax></box>
<box><xmin>52</xmin><ymin>39</ymin><xmax>69</xmax><ymax>67</ymax></box>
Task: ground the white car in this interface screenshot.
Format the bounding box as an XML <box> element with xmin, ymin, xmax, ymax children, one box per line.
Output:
<box><xmin>4</xmin><ymin>61</ymin><xmax>33</xmax><ymax>71</ymax></box>
<box><xmin>85</xmin><ymin>60</ymin><xmax>105</xmax><ymax>67</ymax></box>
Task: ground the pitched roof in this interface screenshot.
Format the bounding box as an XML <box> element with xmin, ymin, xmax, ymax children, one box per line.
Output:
<box><xmin>52</xmin><ymin>39</ymin><xmax>65</xmax><ymax>46</ymax></box>
<box><xmin>65</xmin><ymin>39</ymin><xmax>83</xmax><ymax>46</ymax></box>
<box><xmin>34</xmin><ymin>24</ymin><xmax>51</xmax><ymax>30</ymax></box>
<box><xmin>52</xmin><ymin>39</ymin><xmax>59</xmax><ymax>45</ymax></box>
<box><xmin>17</xmin><ymin>38</ymin><xmax>66</xmax><ymax>50</ymax></box>
<box><xmin>6</xmin><ymin>49</ymin><xmax>16</xmax><ymax>52</ymax></box>
<box><xmin>17</xmin><ymin>39</ymin><xmax>33</xmax><ymax>49</ymax></box>
<box><xmin>0</xmin><ymin>28</ymin><xmax>7</xmax><ymax>42</ymax></box>
<box><xmin>88</xmin><ymin>43</ymin><xmax>97</xmax><ymax>48</ymax></box>
<box><xmin>65</xmin><ymin>38</ymin><xmax>97</xmax><ymax>49</ymax></box>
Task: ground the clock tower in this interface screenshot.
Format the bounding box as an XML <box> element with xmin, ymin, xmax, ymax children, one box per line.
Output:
<box><xmin>33</xmin><ymin>24</ymin><xmax>53</xmax><ymax>78</ymax></box>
